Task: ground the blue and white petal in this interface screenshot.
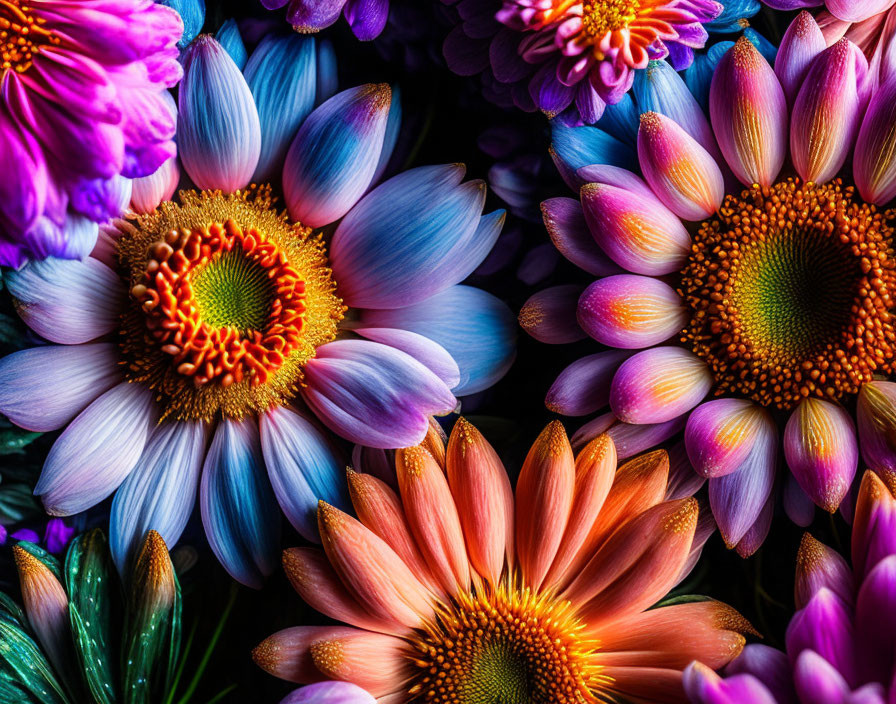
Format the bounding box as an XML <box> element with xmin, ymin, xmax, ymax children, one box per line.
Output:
<box><xmin>109</xmin><ymin>421</ymin><xmax>207</xmax><ymax>575</ymax></box>
<box><xmin>216</xmin><ymin>18</ymin><xmax>247</xmax><ymax>70</ymax></box>
<box><xmin>200</xmin><ymin>418</ymin><xmax>281</xmax><ymax>589</ymax></box>
<box><xmin>352</xmin><ymin>327</ymin><xmax>461</xmax><ymax>389</ymax></box>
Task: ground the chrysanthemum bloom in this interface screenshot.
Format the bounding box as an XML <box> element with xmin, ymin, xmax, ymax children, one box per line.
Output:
<box><xmin>0</xmin><ymin>0</ymin><xmax>183</xmax><ymax>267</ymax></box>
<box><xmin>260</xmin><ymin>0</ymin><xmax>388</xmax><ymax>40</ymax></box>
<box><xmin>527</xmin><ymin>12</ymin><xmax>896</xmax><ymax>554</ymax></box>
<box><xmin>0</xmin><ymin>32</ymin><xmax>515</xmax><ymax>587</ymax></box>
<box><xmin>441</xmin><ymin>0</ymin><xmax>762</xmax><ymax>125</ymax></box>
<box><xmin>763</xmin><ymin>0</ymin><xmax>896</xmax><ymax>34</ymax></box>
<box><xmin>254</xmin><ymin>418</ymin><xmax>753</xmax><ymax>703</ymax></box>
<box><xmin>685</xmin><ymin>470</ymin><xmax>896</xmax><ymax>704</ymax></box>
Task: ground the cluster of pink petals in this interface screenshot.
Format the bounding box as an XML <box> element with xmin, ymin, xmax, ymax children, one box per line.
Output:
<box><xmin>528</xmin><ymin>11</ymin><xmax>896</xmax><ymax>553</ymax></box>
<box><xmin>254</xmin><ymin>418</ymin><xmax>751</xmax><ymax>703</ymax></box>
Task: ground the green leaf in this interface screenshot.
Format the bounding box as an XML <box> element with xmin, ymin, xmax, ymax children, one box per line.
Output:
<box><xmin>0</xmin><ymin>428</ymin><xmax>42</xmax><ymax>455</ymax></box>
<box><xmin>0</xmin><ymin>610</ymin><xmax>70</xmax><ymax>704</ymax></box>
<box><xmin>122</xmin><ymin>532</ymin><xmax>181</xmax><ymax>704</ymax></box>
<box><xmin>65</xmin><ymin>530</ymin><xmax>120</xmax><ymax>704</ymax></box>
<box><xmin>0</xmin><ymin>483</ymin><xmax>43</xmax><ymax>524</ymax></box>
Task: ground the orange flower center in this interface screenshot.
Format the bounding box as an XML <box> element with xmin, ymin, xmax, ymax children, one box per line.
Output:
<box><xmin>0</xmin><ymin>0</ymin><xmax>58</xmax><ymax>74</ymax></box>
<box><xmin>679</xmin><ymin>178</ymin><xmax>896</xmax><ymax>410</ymax></box>
<box><xmin>117</xmin><ymin>187</ymin><xmax>345</xmax><ymax>421</ymax></box>
<box><xmin>581</xmin><ymin>0</ymin><xmax>641</xmax><ymax>39</ymax></box>
<box><xmin>407</xmin><ymin>584</ymin><xmax>605</xmax><ymax>703</ymax></box>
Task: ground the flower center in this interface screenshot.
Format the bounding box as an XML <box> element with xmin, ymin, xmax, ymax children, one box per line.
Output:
<box><xmin>117</xmin><ymin>187</ymin><xmax>345</xmax><ymax>421</ymax></box>
<box><xmin>0</xmin><ymin>1</ymin><xmax>58</xmax><ymax>74</ymax></box>
<box><xmin>408</xmin><ymin>584</ymin><xmax>604</xmax><ymax>703</ymax></box>
<box><xmin>581</xmin><ymin>0</ymin><xmax>641</xmax><ymax>39</ymax></box>
<box><xmin>680</xmin><ymin>178</ymin><xmax>896</xmax><ymax>411</ymax></box>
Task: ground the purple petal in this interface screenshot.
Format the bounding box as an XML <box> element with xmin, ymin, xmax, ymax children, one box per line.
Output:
<box><xmin>280</xmin><ymin>681</ymin><xmax>376</xmax><ymax>704</ymax></box>
<box><xmin>684</xmin><ymin>662</ymin><xmax>779</xmax><ymax>704</ymax></box>
<box><xmin>855</xmin><ymin>555</ymin><xmax>896</xmax><ymax>685</ymax></box>
<box><xmin>855</xmin><ymin>76</ymin><xmax>896</xmax><ymax>205</ymax></box>
<box><xmin>786</xmin><ymin>589</ymin><xmax>856</xmax><ymax>683</ymax></box>
<box><xmin>792</xmin><ymin>649</ymin><xmax>852</xmax><ymax>704</ymax></box>
<box><xmin>725</xmin><ymin>644</ymin><xmax>796</xmax><ymax>704</ymax></box>
<box><xmin>344</xmin><ymin>0</ymin><xmax>388</xmax><ymax>40</ymax></box>
<box><xmin>784</xmin><ymin>472</ymin><xmax>817</xmax><ymax>527</ymax></box>
<box><xmin>541</xmin><ymin>197</ymin><xmax>622</xmax><ymax>276</ymax></box>
<box><xmin>795</xmin><ymin>533</ymin><xmax>853</xmax><ymax>610</ymax></box>
<box><xmin>287</xmin><ymin>0</ymin><xmax>349</xmax><ymax>32</ymax></box>
<box><xmin>686</xmin><ymin>399</ymin><xmax>774</xmax><ymax>479</ymax></box>
<box><xmin>519</xmin><ymin>285</ymin><xmax>586</xmax><ymax>344</ymax></box>
<box><xmin>775</xmin><ymin>11</ymin><xmax>827</xmax><ymax>104</ymax></box>
<box><xmin>734</xmin><ymin>488</ymin><xmax>775</xmax><ymax>558</ymax></box>
<box><xmin>858</xmin><ymin>382</ymin><xmax>896</xmax><ymax>486</ymax></box>
<box><xmin>545</xmin><ymin>351</ymin><xmax>630</xmax><ymax>416</ymax></box>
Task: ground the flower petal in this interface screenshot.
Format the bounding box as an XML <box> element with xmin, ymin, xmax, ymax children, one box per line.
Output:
<box><xmin>775</xmin><ymin>11</ymin><xmax>827</xmax><ymax>104</ymax></box>
<box><xmin>280</xmin><ymin>681</ymin><xmax>376</xmax><ymax>704</ymax></box>
<box><xmin>200</xmin><ymin>418</ymin><xmax>281</xmax><ymax>588</ymax></box>
<box><xmin>35</xmin><ymin>382</ymin><xmax>157</xmax><ymax>516</ymax></box>
<box><xmin>541</xmin><ymin>197</ymin><xmax>622</xmax><ymax>277</ymax></box>
<box><xmin>786</xmin><ymin>589</ymin><xmax>856</xmax><ymax>683</ymax></box>
<box><xmin>5</xmin><ymin>257</ymin><xmax>123</xmax><ymax>344</ymax></box>
<box><xmin>795</xmin><ymin>533</ymin><xmax>853</xmax><ymax>610</ymax></box>
<box><xmin>260</xmin><ymin>406</ymin><xmax>351</xmax><ymax>542</ymax></box>
<box><xmin>351</xmin><ymin>327</ymin><xmax>460</xmax><ymax>391</ymax></box>
<box><xmin>855</xmin><ymin>75</ymin><xmax>896</xmax><ymax>205</ymax></box>
<box><xmin>178</xmin><ymin>36</ymin><xmax>261</xmax><ymax>192</ymax></box>
<box><xmin>519</xmin><ymin>285</ymin><xmax>586</xmax><ymax>344</ymax></box>
<box><xmin>610</xmin><ymin>347</ymin><xmax>713</xmax><ymax>425</ymax></box>
<box><xmin>301</xmin><ymin>340</ymin><xmax>455</xmax><ymax>448</ymax></box>
<box><xmin>710</xmin><ymin>37</ymin><xmax>787</xmax><ymax>186</ymax></box>
<box><xmin>109</xmin><ymin>421</ymin><xmax>206</xmax><ymax>574</ymax></box>
<box><xmin>784</xmin><ymin>398</ymin><xmax>858</xmax><ymax>513</ymax></box>
<box><xmin>857</xmin><ymin>382</ymin><xmax>896</xmax><ymax>486</ymax></box>
<box><xmin>684</xmin><ymin>662</ymin><xmax>779</xmax><ymax>704</ymax></box>
<box><xmin>852</xmin><ymin>470</ymin><xmax>896</xmax><ymax>584</ymax></box>
<box><xmin>284</xmin><ymin>84</ymin><xmax>390</xmax><ymax>227</ymax></box>
<box><xmin>545</xmin><ymin>351</ymin><xmax>630</xmax><ymax>416</ymax></box>
<box><xmin>580</xmin><ymin>182</ymin><xmax>691</xmax><ymax>275</ymax></box>
<box><xmin>0</xmin><ymin>343</ymin><xmax>121</xmax><ymax>432</ymax></box>
<box><xmin>577</xmin><ymin>274</ymin><xmax>688</xmax><ymax>349</ymax></box>
<box><xmin>685</xmin><ymin>399</ymin><xmax>774</xmax><ymax>478</ymax></box>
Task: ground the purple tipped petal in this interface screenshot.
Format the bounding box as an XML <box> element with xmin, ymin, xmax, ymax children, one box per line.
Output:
<box><xmin>684</xmin><ymin>662</ymin><xmax>779</xmax><ymax>704</ymax></box>
<box><xmin>637</xmin><ymin>111</ymin><xmax>725</xmax><ymax>221</ymax></box>
<box><xmin>710</xmin><ymin>38</ymin><xmax>787</xmax><ymax>187</ymax></box>
<box><xmin>792</xmin><ymin>649</ymin><xmax>852</xmax><ymax>704</ymax></box>
<box><xmin>707</xmin><ymin>418</ymin><xmax>777</xmax><ymax>548</ymax></box>
<box><xmin>775</xmin><ymin>12</ymin><xmax>827</xmax><ymax>105</ymax></box>
<box><xmin>287</xmin><ymin>0</ymin><xmax>349</xmax><ymax>32</ymax></box>
<box><xmin>580</xmin><ymin>182</ymin><xmax>691</xmax><ymax>275</ymax></box>
<box><xmin>519</xmin><ymin>285</ymin><xmax>586</xmax><ymax>344</ymax></box>
<box><xmin>280</xmin><ymin>681</ymin><xmax>376</xmax><ymax>704</ymax></box>
<box><xmin>786</xmin><ymin>589</ymin><xmax>856</xmax><ymax>683</ymax></box>
<box><xmin>855</xmin><ymin>555</ymin><xmax>896</xmax><ymax>685</ymax></box>
<box><xmin>352</xmin><ymin>327</ymin><xmax>460</xmax><ymax>390</ymax></box>
<box><xmin>853</xmin><ymin>471</ymin><xmax>896</xmax><ymax>585</ymax></box>
<box><xmin>686</xmin><ymin>399</ymin><xmax>774</xmax><ymax>479</ymax></box>
<box><xmin>605</xmin><ymin>415</ymin><xmax>687</xmax><ymax>460</ymax></box>
<box><xmin>545</xmin><ymin>351</ymin><xmax>630</xmax><ymax>416</ymax></box>
<box><xmin>855</xmin><ymin>76</ymin><xmax>896</xmax><ymax>205</ymax></box>
<box><xmin>609</xmin><ymin>346</ymin><xmax>712</xmax><ymax>424</ymax></box>
<box><xmin>666</xmin><ymin>442</ymin><xmax>707</xmax><ymax>501</ymax></box>
<box><xmin>300</xmin><ymin>339</ymin><xmax>456</xmax><ymax>449</ymax></box>
<box><xmin>5</xmin><ymin>257</ymin><xmax>123</xmax><ymax>344</ymax></box>
<box><xmin>784</xmin><ymin>472</ymin><xmax>817</xmax><ymax>527</ymax></box>
<box><xmin>0</xmin><ymin>343</ymin><xmax>121</xmax><ymax>432</ymax></box>
<box><xmin>734</xmin><ymin>488</ymin><xmax>775</xmax><ymax>558</ymax></box>
<box><xmin>344</xmin><ymin>0</ymin><xmax>389</xmax><ymax>40</ymax></box>
<box><xmin>35</xmin><ymin>383</ymin><xmax>157</xmax><ymax>516</ymax></box>
<box><xmin>577</xmin><ymin>274</ymin><xmax>688</xmax><ymax>349</ymax></box>
<box><xmin>785</xmin><ymin>398</ymin><xmax>858</xmax><ymax>513</ymax></box>
<box><xmin>178</xmin><ymin>36</ymin><xmax>261</xmax><ymax>192</ymax></box>
<box><xmin>795</xmin><ymin>533</ymin><xmax>854</xmax><ymax>610</ymax></box>
<box><xmin>541</xmin><ymin>197</ymin><xmax>622</xmax><ymax>277</ymax></box>
<box><xmin>858</xmin><ymin>382</ymin><xmax>896</xmax><ymax>485</ymax></box>
<box><xmin>284</xmin><ymin>84</ymin><xmax>390</xmax><ymax>228</ymax></box>
<box><xmin>725</xmin><ymin>644</ymin><xmax>796</xmax><ymax>704</ymax></box>
<box><xmin>791</xmin><ymin>39</ymin><xmax>868</xmax><ymax>184</ymax></box>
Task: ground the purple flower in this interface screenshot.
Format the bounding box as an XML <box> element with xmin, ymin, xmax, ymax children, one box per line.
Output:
<box><xmin>0</xmin><ymin>31</ymin><xmax>515</xmax><ymax>590</ymax></box>
<box><xmin>0</xmin><ymin>0</ymin><xmax>183</xmax><ymax>267</ymax></box>
<box><xmin>261</xmin><ymin>0</ymin><xmax>389</xmax><ymax>41</ymax></box>
<box><xmin>685</xmin><ymin>470</ymin><xmax>896</xmax><ymax>704</ymax></box>
<box><xmin>532</xmin><ymin>12</ymin><xmax>896</xmax><ymax>554</ymax></box>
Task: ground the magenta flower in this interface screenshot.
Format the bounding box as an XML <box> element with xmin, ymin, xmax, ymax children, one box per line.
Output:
<box><xmin>441</xmin><ymin>0</ymin><xmax>753</xmax><ymax>125</ymax></box>
<box><xmin>685</xmin><ymin>469</ymin><xmax>896</xmax><ymax>704</ymax></box>
<box><xmin>0</xmin><ymin>0</ymin><xmax>183</xmax><ymax>268</ymax></box>
<box><xmin>763</xmin><ymin>0</ymin><xmax>895</xmax><ymax>25</ymax></box>
<box><xmin>0</xmin><ymin>32</ymin><xmax>515</xmax><ymax>589</ymax></box>
<box><xmin>531</xmin><ymin>12</ymin><xmax>896</xmax><ymax>554</ymax></box>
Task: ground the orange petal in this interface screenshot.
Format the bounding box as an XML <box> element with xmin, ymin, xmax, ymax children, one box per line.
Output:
<box><xmin>282</xmin><ymin>547</ymin><xmax>400</xmax><ymax>636</ymax></box>
<box><xmin>557</xmin><ymin>450</ymin><xmax>669</xmax><ymax>590</ymax></box>
<box><xmin>565</xmin><ymin>498</ymin><xmax>698</xmax><ymax>626</ymax></box>
<box><xmin>346</xmin><ymin>469</ymin><xmax>444</xmax><ymax>598</ymax></box>
<box><xmin>601</xmin><ymin>666</ymin><xmax>688</xmax><ymax>704</ymax></box>
<box><xmin>594</xmin><ymin>600</ymin><xmax>754</xmax><ymax>670</ymax></box>
<box><xmin>395</xmin><ymin>446</ymin><xmax>471</xmax><ymax>596</ymax></box>
<box><xmin>544</xmin><ymin>434</ymin><xmax>617</xmax><ymax>590</ymax></box>
<box><xmin>309</xmin><ymin>629</ymin><xmax>410</xmax><ymax>696</ymax></box>
<box><xmin>515</xmin><ymin>421</ymin><xmax>576</xmax><ymax>589</ymax></box>
<box><xmin>445</xmin><ymin>417</ymin><xmax>514</xmax><ymax>585</ymax></box>
<box><xmin>318</xmin><ymin>502</ymin><xmax>435</xmax><ymax>630</ymax></box>
<box><xmin>252</xmin><ymin>625</ymin><xmax>352</xmax><ymax>683</ymax></box>
<box><xmin>421</xmin><ymin>418</ymin><xmax>447</xmax><ymax>469</ymax></box>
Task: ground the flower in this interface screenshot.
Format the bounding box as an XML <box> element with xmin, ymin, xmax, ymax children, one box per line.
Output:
<box><xmin>0</xmin><ymin>517</ymin><xmax>74</xmax><ymax>554</ymax></box>
<box><xmin>0</xmin><ymin>30</ymin><xmax>516</xmax><ymax>588</ymax></box>
<box><xmin>2</xmin><ymin>529</ymin><xmax>185</xmax><ymax>703</ymax></box>
<box><xmin>763</xmin><ymin>0</ymin><xmax>895</xmax><ymax>27</ymax></box>
<box><xmin>441</xmin><ymin>0</ymin><xmax>762</xmax><ymax>125</ymax></box>
<box><xmin>685</xmin><ymin>469</ymin><xmax>896</xmax><ymax>704</ymax></box>
<box><xmin>254</xmin><ymin>417</ymin><xmax>752</xmax><ymax>703</ymax></box>
<box><xmin>531</xmin><ymin>12</ymin><xmax>896</xmax><ymax>554</ymax></box>
<box><xmin>0</xmin><ymin>0</ymin><xmax>183</xmax><ymax>268</ymax></box>
<box><xmin>259</xmin><ymin>0</ymin><xmax>389</xmax><ymax>41</ymax></box>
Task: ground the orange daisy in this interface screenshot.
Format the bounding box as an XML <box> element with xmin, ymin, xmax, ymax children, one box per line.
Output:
<box><xmin>254</xmin><ymin>418</ymin><xmax>753</xmax><ymax>703</ymax></box>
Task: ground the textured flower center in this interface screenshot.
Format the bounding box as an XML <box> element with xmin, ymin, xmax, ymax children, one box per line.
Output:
<box><xmin>117</xmin><ymin>187</ymin><xmax>345</xmax><ymax>421</ymax></box>
<box><xmin>581</xmin><ymin>0</ymin><xmax>641</xmax><ymax>38</ymax></box>
<box><xmin>680</xmin><ymin>178</ymin><xmax>896</xmax><ymax>410</ymax></box>
<box><xmin>408</xmin><ymin>584</ymin><xmax>604</xmax><ymax>703</ymax></box>
<box><xmin>0</xmin><ymin>1</ymin><xmax>58</xmax><ymax>74</ymax></box>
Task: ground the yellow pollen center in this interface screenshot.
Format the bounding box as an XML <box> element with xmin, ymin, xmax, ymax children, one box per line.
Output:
<box><xmin>0</xmin><ymin>0</ymin><xmax>58</xmax><ymax>74</ymax></box>
<box><xmin>407</xmin><ymin>583</ymin><xmax>606</xmax><ymax>703</ymax></box>
<box><xmin>581</xmin><ymin>0</ymin><xmax>641</xmax><ymax>39</ymax></box>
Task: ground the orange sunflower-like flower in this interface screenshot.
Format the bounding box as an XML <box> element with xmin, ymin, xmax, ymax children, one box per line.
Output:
<box><xmin>254</xmin><ymin>418</ymin><xmax>753</xmax><ymax>703</ymax></box>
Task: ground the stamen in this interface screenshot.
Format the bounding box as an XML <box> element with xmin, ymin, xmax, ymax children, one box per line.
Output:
<box><xmin>1</xmin><ymin>1</ymin><xmax>59</xmax><ymax>74</ymax></box>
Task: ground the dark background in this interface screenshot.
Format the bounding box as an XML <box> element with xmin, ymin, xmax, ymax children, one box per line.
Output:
<box><xmin>0</xmin><ymin>2</ymin><xmax>828</xmax><ymax>701</ymax></box>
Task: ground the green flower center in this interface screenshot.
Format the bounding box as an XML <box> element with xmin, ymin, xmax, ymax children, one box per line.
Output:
<box><xmin>191</xmin><ymin>248</ymin><xmax>275</xmax><ymax>333</ymax></box>
<box><xmin>680</xmin><ymin>178</ymin><xmax>896</xmax><ymax>410</ymax></box>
